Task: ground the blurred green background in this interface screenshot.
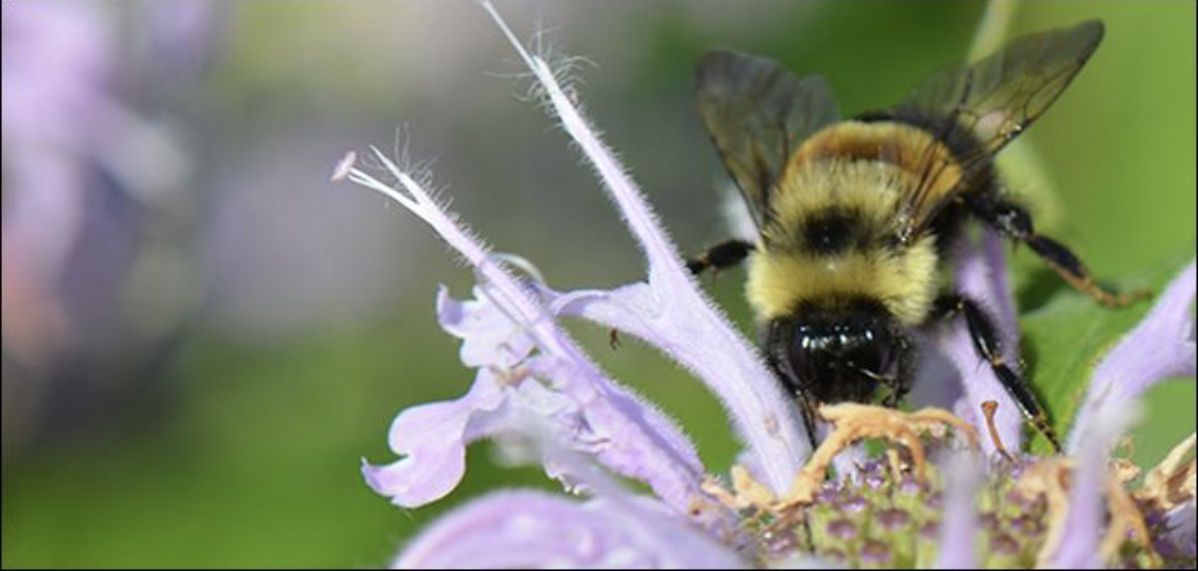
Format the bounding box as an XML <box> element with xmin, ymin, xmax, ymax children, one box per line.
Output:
<box><xmin>2</xmin><ymin>1</ymin><xmax>1193</xmax><ymax>568</ymax></box>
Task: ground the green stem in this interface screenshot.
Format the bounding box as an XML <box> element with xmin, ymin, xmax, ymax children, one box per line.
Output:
<box><xmin>969</xmin><ymin>0</ymin><xmax>1019</xmax><ymax>61</ymax></box>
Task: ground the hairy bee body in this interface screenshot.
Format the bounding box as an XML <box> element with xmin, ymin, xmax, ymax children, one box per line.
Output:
<box><xmin>691</xmin><ymin>20</ymin><xmax>1133</xmax><ymax>451</ymax></box>
<box><xmin>747</xmin><ymin>120</ymin><xmax>962</xmax><ymax>327</ymax></box>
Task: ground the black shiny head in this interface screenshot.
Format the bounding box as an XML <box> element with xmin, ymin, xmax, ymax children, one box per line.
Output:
<box><xmin>767</xmin><ymin>302</ymin><xmax>906</xmax><ymax>406</ymax></box>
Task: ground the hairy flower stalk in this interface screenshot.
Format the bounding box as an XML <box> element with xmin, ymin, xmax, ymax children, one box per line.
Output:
<box><xmin>336</xmin><ymin>3</ymin><xmax>1196</xmax><ymax>568</ymax></box>
<box><xmin>479</xmin><ymin>1</ymin><xmax>809</xmax><ymax>493</ymax></box>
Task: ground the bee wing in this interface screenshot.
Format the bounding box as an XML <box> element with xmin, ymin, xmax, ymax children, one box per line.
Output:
<box><xmin>696</xmin><ymin>49</ymin><xmax>840</xmax><ymax>230</ymax></box>
<box><xmin>898</xmin><ymin>20</ymin><xmax>1104</xmax><ymax>239</ymax></box>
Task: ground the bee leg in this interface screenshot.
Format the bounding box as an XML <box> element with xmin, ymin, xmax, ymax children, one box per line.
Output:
<box><xmin>930</xmin><ymin>293</ymin><xmax>1063</xmax><ymax>453</ymax></box>
<box><xmin>881</xmin><ymin>334</ymin><xmax>915</xmax><ymax>408</ymax></box>
<box><xmin>775</xmin><ymin>375</ymin><xmax>821</xmax><ymax>452</ymax></box>
<box><xmin>686</xmin><ymin>239</ymin><xmax>755</xmax><ymax>275</ymax></box>
<box><xmin>968</xmin><ymin>196</ymin><xmax>1147</xmax><ymax>308</ymax></box>
<box><xmin>795</xmin><ymin>390</ymin><xmax>822</xmax><ymax>452</ymax></box>
<box><xmin>766</xmin><ymin>360</ymin><xmax>821</xmax><ymax>452</ymax></box>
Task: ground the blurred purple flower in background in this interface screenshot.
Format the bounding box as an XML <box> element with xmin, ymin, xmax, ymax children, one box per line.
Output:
<box><xmin>338</xmin><ymin>5</ymin><xmax>1195</xmax><ymax>568</ymax></box>
<box><xmin>1</xmin><ymin>1</ymin><xmax>219</xmax><ymax>456</ymax></box>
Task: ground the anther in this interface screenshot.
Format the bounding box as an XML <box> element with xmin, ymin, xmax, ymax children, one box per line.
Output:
<box><xmin>981</xmin><ymin>400</ymin><xmax>1014</xmax><ymax>462</ymax></box>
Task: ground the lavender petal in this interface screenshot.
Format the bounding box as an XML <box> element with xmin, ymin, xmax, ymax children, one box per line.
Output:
<box><xmin>935</xmin><ymin>453</ymin><xmax>983</xmax><ymax>569</ymax></box>
<box><xmin>523</xmin><ymin>354</ymin><xmax>713</xmax><ymax>513</ymax></box>
<box><xmin>547</xmin><ymin>284</ymin><xmax>805</xmax><ymax>468</ymax></box>
<box><xmin>341</xmin><ymin>153</ymin><xmax>717</xmax><ymax>519</ymax></box>
<box><xmin>1047</xmin><ymin>404</ymin><xmax>1140</xmax><ymax>568</ymax></box>
<box><xmin>362</xmin><ymin>369</ymin><xmax>508</xmax><ymax>507</ymax></box>
<box><xmin>481</xmin><ymin>3</ymin><xmax>810</xmax><ymax>492</ymax></box>
<box><xmin>436</xmin><ymin>284</ymin><xmax>535</xmax><ymax>369</ymax></box>
<box><xmin>392</xmin><ymin>490</ymin><xmax>744</xmax><ymax>569</ymax></box>
<box><xmin>1066</xmin><ymin>261</ymin><xmax>1196</xmax><ymax>453</ymax></box>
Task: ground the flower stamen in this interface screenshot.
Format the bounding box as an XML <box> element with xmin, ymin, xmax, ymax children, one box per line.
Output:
<box><xmin>1013</xmin><ymin>459</ymin><xmax>1072</xmax><ymax>567</ymax></box>
<box><xmin>779</xmin><ymin>404</ymin><xmax>980</xmax><ymax>510</ymax></box>
<box><xmin>1137</xmin><ymin>432</ymin><xmax>1196</xmax><ymax>511</ymax></box>
<box><xmin>700</xmin><ymin>465</ymin><xmax>778</xmax><ymax>514</ymax></box>
<box><xmin>981</xmin><ymin>400</ymin><xmax>1014</xmax><ymax>462</ymax></box>
<box><xmin>1016</xmin><ymin>457</ymin><xmax>1162</xmax><ymax>567</ymax></box>
<box><xmin>1102</xmin><ymin>477</ymin><xmax>1159</xmax><ymax>567</ymax></box>
<box><xmin>490</xmin><ymin>363</ymin><xmax>529</xmax><ymax>388</ymax></box>
<box><xmin>330</xmin><ymin>151</ymin><xmax>356</xmax><ymax>182</ymax></box>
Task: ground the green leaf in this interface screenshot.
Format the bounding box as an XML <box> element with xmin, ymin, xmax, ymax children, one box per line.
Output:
<box><xmin>1017</xmin><ymin>258</ymin><xmax>1191</xmax><ymax>455</ymax></box>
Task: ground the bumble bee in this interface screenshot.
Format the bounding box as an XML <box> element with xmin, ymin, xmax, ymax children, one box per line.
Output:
<box><xmin>688</xmin><ymin>20</ymin><xmax>1137</xmax><ymax>452</ymax></box>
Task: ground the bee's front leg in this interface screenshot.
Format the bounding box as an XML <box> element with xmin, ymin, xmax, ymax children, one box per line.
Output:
<box><xmin>880</xmin><ymin>333</ymin><xmax>915</xmax><ymax>408</ymax></box>
<box><xmin>686</xmin><ymin>239</ymin><xmax>755</xmax><ymax>275</ymax></box>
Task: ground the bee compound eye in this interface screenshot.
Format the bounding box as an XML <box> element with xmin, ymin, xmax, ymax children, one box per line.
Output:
<box><xmin>852</xmin><ymin>324</ymin><xmax>894</xmax><ymax>377</ymax></box>
<box><xmin>787</xmin><ymin>324</ymin><xmax>832</xmax><ymax>383</ymax></box>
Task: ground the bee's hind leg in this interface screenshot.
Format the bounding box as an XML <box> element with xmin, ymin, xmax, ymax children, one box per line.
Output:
<box><xmin>966</xmin><ymin>195</ymin><xmax>1147</xmax><ymax>308</ymax></box>
<box><xmin>929</xmin><ymin>293</ymin><xmax>1063</xmax><ymax>453</ymax></box>
<box><xmin>686</xmin><ymin>239</ymin><xmax>755</xmax><ymax>275</ymax></box>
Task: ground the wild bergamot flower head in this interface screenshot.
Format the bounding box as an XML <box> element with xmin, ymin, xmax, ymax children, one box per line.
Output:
<box><xmin>333</xmin><ymin>4</ymin><xmax>1196</xmax><ymax>568</ymax></box>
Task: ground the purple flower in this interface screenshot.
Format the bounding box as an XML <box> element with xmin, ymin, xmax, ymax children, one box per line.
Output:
<box><xmin>1066</xmin><ymin>262</ymin><xmax>1197</xmax><ymax>454</ymax></box>
<box><xmin>2</xmin><ymin>0</ymin><xmax>218</xmax><ymax>364</ymax></box>
<box><xmin>2</xmin><ymin>1</ymin><xmax>219</xmax><ymax>454</ymax></box>
<box><xmin>934</xmin><ymin>453</ymin><xmax>984</xmax><ymax>569</ymax></box>
<box><xmin>392</xmin><ymin>489</ymin><xmax>743</xmax><ymax>569</ymax></box>
<box><xmin>336</xmin><ymin>4</ymin><xmax>1196</xmax><ymax>568</ymax></box>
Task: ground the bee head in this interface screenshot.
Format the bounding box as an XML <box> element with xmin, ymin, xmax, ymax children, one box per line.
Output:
<box><xmin>768</xmin><ymin>302</ymin><xmax>902</xmax><ymax>404</ymax></box>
